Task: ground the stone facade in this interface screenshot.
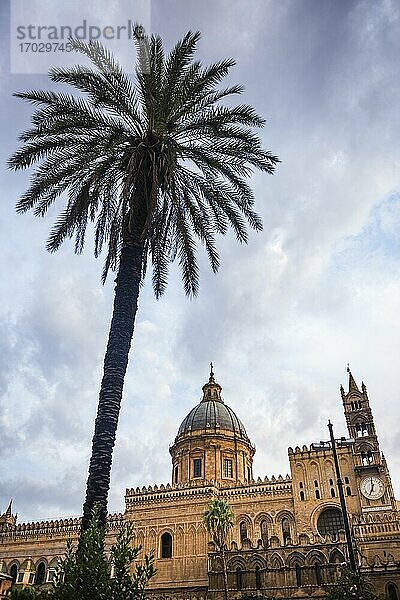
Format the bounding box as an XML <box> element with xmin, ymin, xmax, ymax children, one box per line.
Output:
<box><xmin>1</xmin><ymin>368</ymin><xmax>400</xmax><ymax>599</ymax></box>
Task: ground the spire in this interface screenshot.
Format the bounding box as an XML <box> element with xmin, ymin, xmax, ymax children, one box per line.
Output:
<box><xmin>209</xmin><ymin>362</ymin><xmax>215</xmax><ymax>383</ymax></box>
<box><xmin>347</xmin><ymin>364</ymin><xmax>359</xmax><ymax>392</ymax></box>
<box><xmin>202</xmin><ymin>363</ymin><xmax>223</xmax><ymax>403</ymax></box>
<box><xmin>5</xmin><ymin>500</ymin><xmax>12</xmax><ymax>516</ymax></box>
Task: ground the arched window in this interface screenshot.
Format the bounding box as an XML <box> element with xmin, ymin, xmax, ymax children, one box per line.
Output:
<box><xmin>387</xmin><ymin>583</ymin><xmax>399</xmax><ymax>600</ymax></box>
<box><xmin>300</xmin><ymin>491</ymin><xmax>305</xmax><ymax>501</ymax></box>
<box><xmin>236</xmin><ymin>567</ymin><xmax>243</xmax><ymax>590</ymax></box>
<box><xmin>346</xmin><ymin>486</ymin><xmax>351</xmax><ymax>496</ymax></box>
<box><xmin>330</xmin><ymin>488</ymin><xmax>335</xmax><ymax>497</ymax></box>
<box><xmin>356</xmin><ymin>422</ymin><xmax>368</xmax><ymax>437</ymax></box>
<box><xmin>255</xmin><ymin>565</ymin><xmax>261</xmax><ymax>589</ymax></box>
<box><xmin>35</xmin><ymin>561</ymin><xmax>46</xmax><ymax>585</ymax></box>
<box><xmin>282</xmin><ymin>518</ymin><xmax>291</xmax><ymax>544</ymax></box>
<box><xmin>161</xmin><ymin>532</ymin><xmax>172</xmax><ymax>558</ymax></box>
<box><xmin>174</xmin><ymin>465</ymin><xmax>178</xmax><ymax>484</ymax></box>
<box><xmin>10</xmin><ymin>564</ymin><xmax>18</xmax><ymax>583</ymax></box>
<box><xmin>260</xmin><ymin>519</ymin><xmax>268</xmax><ymax>548</ymax></box>
<box><xmin>329</xmin><ymin>550</ymin><xmax>345</xmax><ymax>564</ymax></box>
<box><xmin>295</xmin><ymin>563</ymin><xmax>302</xmax><ymax>586</ymax></box>
<box><xmin>317</xmin><ymin>508</ymin><xmax>344</xmax><ymax>539</ymax></box>
<box><xmin>240</xmin><ymin>521</ymin><xmax>248</xmax><ymax>543</ymax></box>
<box><xmin>314</xmin><ymin>562</ymin><xmax>322</xmax><ymax>586</ymax></box>
<box><xmin>315</xmin><ymin>489</ymin><xmax>320</xmax><ymax>499</ymax></box>
<box><xmin>47</xmin><ymin>559</ymin><xmax>59</xmax><ymax>582</ymax></box>
<box><xmin>361</xmin><ymin>450</ymin><xmax>373</xmax><ymax>465</ymax></box>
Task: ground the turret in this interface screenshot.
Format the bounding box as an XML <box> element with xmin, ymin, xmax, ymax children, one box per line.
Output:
<box><xmin>0</xmin><ymin>501</ymin><xmax>17</xmax><ymax>531</ymax></box>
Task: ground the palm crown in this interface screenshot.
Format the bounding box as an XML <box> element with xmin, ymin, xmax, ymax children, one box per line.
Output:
<box><xmin>203</xmin><ymin>498</ymin><xmax>234</xmax><ymax>550</ymax></box>
<box><xmin>9</xmin><ymin>30</ymin><xmax>278</xmax><ymax>296</ymax></box>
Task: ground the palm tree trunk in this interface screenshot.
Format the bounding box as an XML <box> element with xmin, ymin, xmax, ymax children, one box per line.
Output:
<box><xmin>80</xmin><ymin>217</ymin><xmax>145</xmax><ymax>535</ymax></box>
<box><xmin>221</xmin><ymin>545</ymin><xmax>228</xmax><ymax>600</ymax></box>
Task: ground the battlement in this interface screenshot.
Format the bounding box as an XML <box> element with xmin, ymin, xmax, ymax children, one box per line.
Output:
<box><xmin>288</xmin><ymin>440</ymin><xmax>353</xmax><ymax>458</ymax></box>
<box><xmin>125</xmin><ymin>475</ymin><xmax>293</xmax><ymax>507</ymax></box>
<box><xmin>0</xmin><ymin>513</ymin><xmax>124</xmax><ymax>540</ymax></box>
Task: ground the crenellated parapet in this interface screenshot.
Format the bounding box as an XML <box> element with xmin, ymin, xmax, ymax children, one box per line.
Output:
<box><xmin>125</xmin><ymin>476</ymin><xmax>293</xmax><ymax>508</ymax></box>
<box><xmin>288</xmin><ymin>441</ymin><xmax>353</xmax><ymax>457</ymax></box>
<box><xmin>0</xmin><ymin>513</ymin><xmax>124</xmax><ymax>541</ymax></box>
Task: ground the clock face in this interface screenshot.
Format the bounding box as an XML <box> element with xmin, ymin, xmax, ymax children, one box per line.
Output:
<box><xmin>360</xmin><ymin>476</ymin><xmax>385</xmax><ymax>500</ymax></box>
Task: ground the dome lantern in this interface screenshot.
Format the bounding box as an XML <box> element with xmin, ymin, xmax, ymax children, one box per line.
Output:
<box><xmin>201</xmin><ymin>362</ymin><xmax>223</xmax><ymax>403</ymax></box>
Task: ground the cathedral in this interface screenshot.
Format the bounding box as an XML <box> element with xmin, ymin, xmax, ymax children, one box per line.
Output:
<box><xmin>1</xmin><ymin>367</ymin><xmax>400</xmax><ymax>599</ymax></box>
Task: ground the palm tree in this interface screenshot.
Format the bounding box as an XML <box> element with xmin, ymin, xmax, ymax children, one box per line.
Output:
<box><xmin>8</xmin><ymin>28</ymin><xmax>279</xmax><ymax>534</ymax></box>
<box><xmin>203</xmin><ymin>498</ymin><xmax>234</xmax><ymax>600</ymax></box>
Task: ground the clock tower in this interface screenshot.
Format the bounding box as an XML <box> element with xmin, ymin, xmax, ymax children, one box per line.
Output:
<box><xmin>341</xmin><ymin>367</ymin><xmax>396</xmax><ymax>513</ymax></box>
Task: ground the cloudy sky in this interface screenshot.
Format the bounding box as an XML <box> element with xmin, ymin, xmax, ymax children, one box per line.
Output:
<box><xmin>1</xmin><ymin>0</ymin><xmax>400</xmax><ymax>522</ymax></box>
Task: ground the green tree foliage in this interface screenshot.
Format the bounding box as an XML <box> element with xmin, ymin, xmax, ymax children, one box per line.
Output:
<box><xmin>9</xmin><ymin>26</ymin><xmax>279</xmax><ymax>534</ymax></box>
<box><xmin>44</xmin><ymin>506</ymin><xmax>155</xmax><ymax>600</ymax></box>
<box><xmin>203</xmin><ymin>498</ymin><xmax>234</xmax><ymax>600</ymax></box>
<box><xmin>10</xmin><ymin>587</ymin><xmax>40</xmax><ymax>599</ymax></box>
<box><xmin>325</xmin><ymin>566</ymin><xmax>383</xmax><ymax>600</ymax></box>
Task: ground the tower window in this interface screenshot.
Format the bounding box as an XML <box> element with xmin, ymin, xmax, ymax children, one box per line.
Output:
<box><xmin>247</xmin><ymin>467</ymin><xmax>251</xmax><ymax>481</ymax></box>
<box><xmin>361</xmin><ymin>450</ymin><xmax>373</xmax><ymax>465</ymax></box>
<box><xmin>174</xmin><ymin>465</ymin><xmax>178</xmax><ymax>484</ymax></box>
<box><xmin>330</xmin><ymin>488</ymin><xmax>335</xmax><ymax>498</ymax></box>
<box><xmin>300</xmin><ymin>491</ymin><xmax>305</xmax><ymax>501</ymax></box>
<box><xmin>315</xmin><ymin>489</ymin><xmax>320</xmax><ymax>499</ymax></box>
<box><xmin>344</xmin><ymin>476</ymin><xmax>349</xmax><ymax>484</ymax></box>
<box><xmin>161</xmin><ymin>532</ymin><xmax>172</xmax><ymax>558</ymax></box>
<box><xmin>282</xmin><ymin>518</ymin><xmax>291</xmax><ymax>544</ymax></box>
<box><xmin>223</xmin><ymin>459</ymin><xmax>233</xmax><ymax>478</ymax></box>
<box><xmin>329</xmin><ymin>478</ymin><xmax>333</xmax><ymax>486</ymax></box>
<box><xmin>346</xmin><ymin>486</ymin><xmax>351</xmax><ymax>496</ymax></box>
<box><xmin>317</xmin><ymin>508</ymin><xmax>344</xmax><ymax>539</ymax></box>
<box><xmin>260</xmin><ymin>519</ymin><xmax>268</xmax><ymax>547</ymax></box>
<box><xmin>240</xmin><ymin>521</ymin><xmax>248</xmax><ymax>542</ymax></box>
<box><xmin>356</xmin><ymin>422</ymin><xmax>368</xmax><ymax>437</ymax></box>
<box><xmin>314</xmin><ymin>480</ymin><xmax>319</xmax><ymax>487</ymax></box>
<box><xmin>299</xmin><ymin>481</ymin><xmax>303</xmax><ymax>489</ymax></box>
<box><xmin>193</xmin><ymin>458</ymin><xmax>202</xmax><ymax>478</ymax></box>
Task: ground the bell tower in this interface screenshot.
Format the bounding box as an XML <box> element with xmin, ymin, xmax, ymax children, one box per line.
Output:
<box><xmin>341</xmin><ymin>367</ymin><xmax>396</xmax><ymax>512</ymax></box>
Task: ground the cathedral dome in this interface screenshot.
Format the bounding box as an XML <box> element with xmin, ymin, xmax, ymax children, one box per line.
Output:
<box><xmin>176</xmin><ymin>365</ymin><xmax>249</xmax><ymax>440</ymax></box>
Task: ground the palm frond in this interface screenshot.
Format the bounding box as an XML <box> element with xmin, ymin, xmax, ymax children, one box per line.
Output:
<box><xmin>10</xmin><ymin>29</ymin><xmax>278</xmax><ymax>295</ymax></box>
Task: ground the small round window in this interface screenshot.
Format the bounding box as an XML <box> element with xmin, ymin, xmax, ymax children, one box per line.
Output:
<box><xmin>317</xmin><ymin>508</ymin><xmax>344</xmax><ymax>538</ymax></box>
